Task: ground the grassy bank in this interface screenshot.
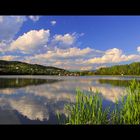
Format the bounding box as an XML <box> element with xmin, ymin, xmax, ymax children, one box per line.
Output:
<box><xmin>62</xmin><ymin>79</ymin><xmax>140</xmax><ymax>124</ymax></box>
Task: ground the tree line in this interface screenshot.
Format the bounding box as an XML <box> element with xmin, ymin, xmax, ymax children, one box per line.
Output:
<box><xmin>95</xmin><ymin>62</ymin><xmax>140</xmax><ymax>75</ymax></box>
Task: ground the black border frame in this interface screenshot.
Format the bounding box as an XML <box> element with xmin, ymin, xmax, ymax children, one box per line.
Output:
<box><xmin>0</xmin><ymin>0</ymin><xmax>140</xmax><ymax>137</ymax></box>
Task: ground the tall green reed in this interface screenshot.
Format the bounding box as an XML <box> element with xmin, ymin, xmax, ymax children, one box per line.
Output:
<box><xmin>61</xmin><ymin>79</ymin><xmax>140</xmax><ymax>124</ymax></box>
<box><xmin>111</xmin><ymin>79</ymin><xmax>140</xmax><ymax>124</ymax></box>
<box><xmin>64</xmin><ymin>89</ymin><xmax>110</xmax><ymax>124</ymax></box>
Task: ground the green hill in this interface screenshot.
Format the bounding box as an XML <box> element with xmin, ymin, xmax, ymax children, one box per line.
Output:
<box><xmin>1</xmin><ymin>60</ymin><xmax>139</xmax><ymax>76</ymax></box>
<box><xmin>0</xmin><ymin>60</ymin><xmax>69</xmax><ymax>75</ymax></box>
<box><xmin>95</xmin><ymin>62</ymin><xmax>140</xmax><ymax>75</ymax></box>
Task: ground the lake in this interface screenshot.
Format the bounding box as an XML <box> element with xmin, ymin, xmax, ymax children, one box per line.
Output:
<box><xmin>0</xmin><ymin>75</ymin><xmax>139</xmax><ymax>124</ymax></box>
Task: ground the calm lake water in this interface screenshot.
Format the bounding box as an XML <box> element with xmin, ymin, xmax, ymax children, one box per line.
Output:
<box><xmin>0</xmin><ymin>75</ymin><xmax>140</xmax><ymax>124</ymax></box>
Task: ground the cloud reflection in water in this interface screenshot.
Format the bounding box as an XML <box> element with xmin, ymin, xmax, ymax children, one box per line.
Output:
<box><xmin>0</xmin><ymin>76</ymin><xmax>129</xmax><ymax>123</ymax></box>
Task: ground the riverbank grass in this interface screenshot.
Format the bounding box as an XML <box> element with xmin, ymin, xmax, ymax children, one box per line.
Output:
<box><xmin>63</xmin><ymin>79</ymin><xmax>140</xmax><ymax>124</ymax></box>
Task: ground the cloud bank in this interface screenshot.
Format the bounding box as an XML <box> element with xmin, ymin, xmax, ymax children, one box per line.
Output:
<box><xmin>9</xmin><ymin>29</ymin><xmax>50</xmax><ymax>54</ymax></box>
<box><xmin>0</xmin><ymin>16</ymin><xmax>140</xmax><ymax>70</ymax></box>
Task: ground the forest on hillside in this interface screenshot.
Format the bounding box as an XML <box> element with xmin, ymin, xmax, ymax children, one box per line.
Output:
<box><xmin>1</xmin><ymin>60</ymin><xmax>140</xmax><ymax>76</ymax></box>
<box><xmin>95</xmin><ymin>62</ymin><xmax>140</xmax><ymax>75</ymax></box>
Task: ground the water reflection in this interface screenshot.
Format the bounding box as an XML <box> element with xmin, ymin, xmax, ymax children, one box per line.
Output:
<box><xmin>0</xmin><ymin>107</ymin><xmax>21</xmax><ymax>124</ymax></box>
<box><xmin>0</xmin><ymin>78</ymin><xmax>61</xmax><ymax>89</ymax></box>
<box><xmin>0</xmin><ymin>76</ymin><xmax>138</xmax><ymax>124</ymax></box>
<box><xmin>98</xmin><ymin>79</ymin><xmax>140</xmax><ymax>87</ymax></box>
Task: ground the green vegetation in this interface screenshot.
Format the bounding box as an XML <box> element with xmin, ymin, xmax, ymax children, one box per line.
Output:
<box><xmin>72</xmin><ymin>71</ymin><xmax>95</xmax><ymax>76</ymax></box>
<box><xmin>62</xmin><ymin>80</ymin><xmax>140</xmax><ymax>124</ymax></box>
<box><xmin>1</xmin><ymin>60</ymin><xmax>140</xmax><ymax>76</ymax></box>
<box><xmin>64</xmin><ymin>89</ymin><xmax>110</xmax><ymax>124</ymax></box>
<box><xmin>0</xmin><ymin>60</ymin><xmax>69</xmax><ymax>75</ymax></box>
<box><xmin>111</xmin><ymin>80</ymin><xmax>140</xmax><ymax>124</ymax></box>
<box><xmin>0</xmin><ymin>60</ymin><xmax>95</xmax><ymax>76</ymax></box>
<box><xmin>81</xmin><ymin>62</ymin><xmax>140</xmax><ymax>75</ymax></box>
<box><xmin>95</xmin><ymin>62</ymin><xmax>140</xmax><ymax>75</ymax></box>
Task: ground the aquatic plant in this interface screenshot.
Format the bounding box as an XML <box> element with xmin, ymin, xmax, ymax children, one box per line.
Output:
<box><xmin>64</xmin><ymin>89</ymin><xmax>110</xmax><ymax>124</ymax></box>
<box><xmin>62</xmin><ymin>79</ymin><xmax>140</xmax><ymax>124</ymax></box>
<box><xmin>111</xmin><ymin>79</ymin><xmax>140</xmax><ymax>124</ymax></box>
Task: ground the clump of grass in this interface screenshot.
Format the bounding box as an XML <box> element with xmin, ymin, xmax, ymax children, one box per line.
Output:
<box><xmin>111</xmin><ymin>79</ymin><xmax>140</xmax><ymax>124</ymax></box>
<box><xmin>64</xmin><ymin>89</ymin><xmax>110</xmax><ymax>124</ymax></box>
<box><xmin>62</xmin><ymin>79</ymin><xmax>140</xmax><ymax>125</ymax></box>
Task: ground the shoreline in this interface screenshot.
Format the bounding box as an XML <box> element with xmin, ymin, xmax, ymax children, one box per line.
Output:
<box><xmin>0</xmin><ymin>75</ymin><xmax>140</xmax><ymax>80</ymax></box>
<box><xmin>0</xmin><ymin>74</ymin><xmax>140</xmax><ymax>77</ymax></box>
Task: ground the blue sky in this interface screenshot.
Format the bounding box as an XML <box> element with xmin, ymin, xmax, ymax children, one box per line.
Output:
<box><xmin>18</xmin><ymin>16</ymin><xmax>140</xmax><ymax>52</ymax></box>
<box><xmin>0</xmin><ymin>16</ymin><xmax>140</xmax><ymax>70</ymax></box>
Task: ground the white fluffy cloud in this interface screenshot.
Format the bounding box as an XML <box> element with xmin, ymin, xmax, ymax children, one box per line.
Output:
<box><xmin>51</xmin><ymin>20</ymin><xmax>56</xmax><ymax>26</ymax></box>
<box><xmin>2</xmin><ymin>44</ymin><xmax>140</xmax><ymax>70</ymax></box>
<box><xmin>9</xmin><ymin>29</ymin><xmax>50</xmax><ymax>54</ymax></box>
<box><xmin>22</xmin><ymin>47</ymin><xmax>102</xmax><ymax>70</ymax></box>
<box><xmin>87</xmin><ymin>48</ymin><xmax>140</xmax><ymax>64</ymax></box>
<box><xmin>28</xmin><ymin>16</ymin><xmax>40</xmax><ymax>22</ymax></box>
<box><xmin>33</xmin><ymin>47</ymin><xmax>93</xmax><ymax>59</ymax></box>
<box><xmin>53</xmin><ymin>33</ymin><xmax>76</xmax><ymax>45</ymax></box>
<box><xmin>9</xmin><ymin>97</ymin><xmax>49</xmax><ymax>121</ymax></box>
<box><xmin>137</xmin><ymin>46</ymin><xmax>140</xmax><ymax>52</ymax></box>
<box><xmin>1</xmin><ymin>42</ymin><xmax>140</xmax><ymax>70</ymax></box>
<box><xmin>0</xmin><ymin>16</ymin><xmax>26</xmax><ymax>41</ymax></box>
